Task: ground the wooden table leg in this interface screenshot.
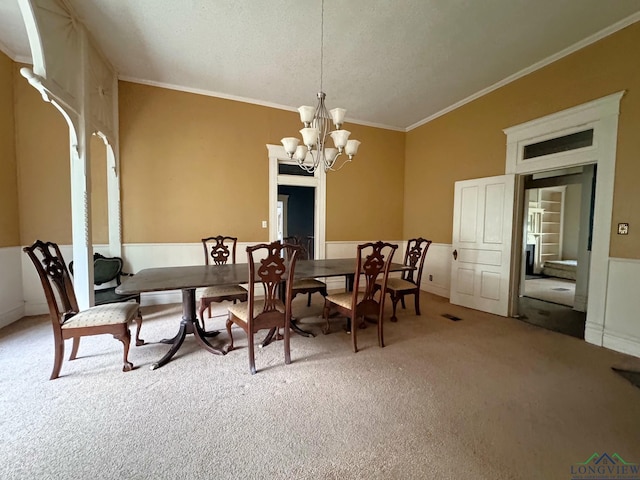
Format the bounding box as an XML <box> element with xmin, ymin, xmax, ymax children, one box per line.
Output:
<box><xmin>151</xmin><ymin>288</ymin><xmax>225</xmax><ymax>370</ymax></box>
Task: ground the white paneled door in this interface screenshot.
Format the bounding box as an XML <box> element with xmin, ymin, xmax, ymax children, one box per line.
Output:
<box><xmin>450</xmin><ymin>175</ymin><xmax>515</xmax><ymax>316</ymax></box>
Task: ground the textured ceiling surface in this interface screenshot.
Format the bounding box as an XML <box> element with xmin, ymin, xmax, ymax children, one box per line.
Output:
<box><xmin>1</xmin><ymin>0</ymin><xmax>639</xmax><ymax>130</ymax></box>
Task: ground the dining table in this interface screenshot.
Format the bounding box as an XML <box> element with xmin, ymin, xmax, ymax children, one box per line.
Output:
<box><xmin>116</xmin><ymin>258</ymin><xmax>412</xmax><ymax>370</ymax></box>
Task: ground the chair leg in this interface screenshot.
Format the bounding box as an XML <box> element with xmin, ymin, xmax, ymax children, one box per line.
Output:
<box><xmin>307</xmin><ymin>292</ymin><xmax>312</xmax><ymax>307</ymax></box>
<box><xmin>208</xmin><ymin>304</ymin><xmax>212</xmax><ymax>319</ymax></box>
<box><xmin>69</xmin><ymin>337</ymin><xmax>80</xmax><ymax>360</ymax></box>
<box><xmin>390</xmin><ymin>293</ymin><xmax>400</xmax><ymax>322</ymax></box>
<box><xmin>322</xmin><ymin>300</ymin><xmax>332</xmax><ymax>334</ymax></box>
<box><xmin>50</xmin><ymin>335</ymin><xmax>65</xmax><ymax>380</ymax></box>
<box><xmin>378</xmin><ymin>312</ymin><xmax>385</xmax><ymax>348</ymax></box>
<box><xmin>113</xmin><ymin>328</ymin><xmax>133</xmax><ymax>372</ymax></box>
<box><xmin>401</xmin><ymin>296</ymin><xmax>406</xmax><ymax>309</ymax></box>
<box><xmin>134</xmin><ymin>309</ymin><xmax>145</xmax><ymax>346</ymax></box>
<box><xmin>225</xmin><ymin>317</ymin><xmax>235</xmax><ymax>351</ymax></box>
<box><xmin>198</xmin><ymin>298</ymin><xmax>208</xmax><ymax>330</ymax></box>
<box><xmin>284</xmin><ymin>321</ymin><xmax>291</xmax><ymax>365</ymax></box>
<box><xmin>351</xmin><ymin>313</ymin><xmax>358</xmax><ymax>353</ymax></box>
<box><xmin>248</xmin><ymin>331</ymin><xmax>256</xmax><ymax>375</ymax></box>
<box><xmin>414</xmin><ymin>292</ymin><xmax>421</xmax><ymax>316</ymax></box>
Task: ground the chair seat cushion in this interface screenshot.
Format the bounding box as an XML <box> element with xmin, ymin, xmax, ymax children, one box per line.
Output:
<box><xmin>228</xmin><ymin>300</ymin><xmax>285</xmax><ymax>322</ymax></box>
<box><xmin>325</xmin><ymin>292</ymin><xmax>364</xmax><ymax>309</ymax></box>
<box><xmin>293</xmin><ymin>278</ymin><xmax>326</xmax><ymax>289</ymax></box>
<box><xmin>200</xmin><ymin>284</ymin><xmax>248</xmax><ymax>298</ymax></box>
<box><xmin>376</xmin><ymin>278</ymin><xmax>418</xmax><ymax>292</ymax></box>
<box><xmin>61</xmin><ymin>302</ymin><xmax>140</xmax><ymax>329</ymax></box>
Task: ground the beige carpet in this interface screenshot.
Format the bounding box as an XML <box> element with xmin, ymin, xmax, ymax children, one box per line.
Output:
<box><xmin>524</xmin><ymin>277</ymin><xmax>576</xmax><ymax>307</ymax></box>
<box><xmin>1</xmin><ymin>292</ymin><xmax>639</xmax><ymax>479</ymax></box>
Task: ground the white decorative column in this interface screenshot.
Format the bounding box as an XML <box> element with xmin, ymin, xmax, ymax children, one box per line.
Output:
<box><xmin>18</xmin><ymin>0</ymin><xmax>121</xmax><ymax>309</ymax></box>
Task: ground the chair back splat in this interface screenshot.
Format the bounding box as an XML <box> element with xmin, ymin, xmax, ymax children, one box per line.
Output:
<box><xmin>203</xmin><ymin>235</ymin><xmax>237</xmax><ymax>265</ymax></box>
<box><xmin>198</xmin><ymin>236</ymin><xmax>248</xmax><ymax>329</ymax></box>
<box><xmin>23</xmin><ymin>240</ymin><xmax>142</xmax><ymax>379</ymax></box>
<box><xmin>322</xmin><ymin>241</ymin><xmax>397</xmax><ymax>353</ymax></box>
<box><xmin>226</xmin><ymin>241</ymin><xmax>301</xmax><ymax>374</ymax></box>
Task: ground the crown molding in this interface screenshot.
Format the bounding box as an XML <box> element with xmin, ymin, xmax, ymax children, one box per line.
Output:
<box><xmin>118</xmin><ymin>75</ymin><xmax>404</xmax><ymax>132</ymax></box>
<box><xmin>406</xmin><ymin>12</ymin><xmax>640</xmax><ymax>132</ymax></box>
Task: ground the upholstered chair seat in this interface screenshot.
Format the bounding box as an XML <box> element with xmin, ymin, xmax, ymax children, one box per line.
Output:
<box><xmin>228</xmin><ymin>299</ymin><xmax>285</xmax><ymax>323</ymax></box>
<box><xmin>199</xmin><ymin>284</ymin><xmax>248</xmax><ymax>299</ymax></box>
<box><xmin>376</xmin><ymin>277</ymin><xmax>415</xmax><ymax>292</ymax></box>
<box><xmin>323</xmin><ymin>292</ymin><xmax>364</xmax><ymax>310</ymax></box>
<box><xmin>61</xmin><ymin>302</ymin><xmax>140</xmax><ymax>329</ymax></box>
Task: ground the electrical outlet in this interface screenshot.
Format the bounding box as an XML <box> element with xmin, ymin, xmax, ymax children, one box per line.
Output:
<box><xmin>618</xmin><ymin>223</ymin><xmax>629</xmax><ymax>235</ymax></box>
<box><xmin>261</xmin><ymin>220</ymin><xmax>267</xmax><ymax>228</ymax></box>
<box><xmin>429</xmin><ymin>274</ymin><xmax>433</xmax><ymax>281</ymax></box>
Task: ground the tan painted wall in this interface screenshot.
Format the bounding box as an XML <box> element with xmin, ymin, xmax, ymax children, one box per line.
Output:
<box><xmin>119</xmin><ymin>81</ymin><xmax>404</xmax><ymax>243</ymax></box>
<box><xmin>0</xmin><ymin>52</ymin><xmax>19</xmax><ymax>247</ymax></box>
<box><xmin>14</xmin><ymin>63</ymin><xmax>71</xmax><ymax>245</ymax></box>
<box><xmin>404</xmin><ymin>21</ymin><xmax>640</xmax><ymax>259</ymax></box>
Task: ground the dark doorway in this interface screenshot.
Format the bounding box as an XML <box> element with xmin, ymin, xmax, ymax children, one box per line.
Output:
<box><xmin>517</xmin><ymin>165</ymin><xmax>595</xmax><ymax>339</ymax></box>
<box><xmin>278</xmin><ymin>185</ymin><xmax>315</xmax><ymax>258</ymax></box>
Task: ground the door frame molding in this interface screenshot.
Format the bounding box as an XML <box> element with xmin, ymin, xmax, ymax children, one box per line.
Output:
<box><xmin>266</xmin><ymin>144</ymin><xmax>326</xmax><ymax>259</ymax></box>
<box><xmin>504</xmin><ymin>91</ymin><xmax>625</xmax><ymax>346</ymax></box>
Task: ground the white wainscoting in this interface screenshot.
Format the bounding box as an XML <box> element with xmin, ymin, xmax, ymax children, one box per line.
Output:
<box><xmin>419</xmin><ymin>243</ymin><xmax>452</xmax><ymax>299</ymax></box>
<box><xmin>8</xmin><ymin>240</ymin><xmax>455</xmax><ymax>321</ymax></box>
<box><xmin>0</xmin><ymin>247</ymin><xmax>25</xmax><ymax>327</ymax></box>
<box><xmin>15</xmin><ymin>241</ymin><xmax>638</xmax><ymax>359</ymax></box>
<box><xmin>599</xmin><ymin>258</ymin><xmax>640</xmax><ymax>357</ymax></box>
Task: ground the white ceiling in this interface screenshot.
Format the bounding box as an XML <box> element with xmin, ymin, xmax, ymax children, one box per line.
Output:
<box><xmin>1</xmin><ymin>0</ymin><xmax>639</xmax><ymax>131</ymax></box>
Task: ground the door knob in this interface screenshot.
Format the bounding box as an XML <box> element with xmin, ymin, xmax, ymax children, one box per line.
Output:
<box><xmin>452</xmin><ymin>249</ymin><xmax>458</xmax><ymax>260</ymax></box>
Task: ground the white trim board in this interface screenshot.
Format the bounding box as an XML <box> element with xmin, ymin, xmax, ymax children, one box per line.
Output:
<box><xmin>504</xmin><ymin>92</ymin><xmax>623</xmax><ymax>351</ymax></box>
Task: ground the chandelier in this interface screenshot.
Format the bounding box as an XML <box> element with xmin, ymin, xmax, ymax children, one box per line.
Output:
<box><xmin>280</xmin><ymin>0</ymin><xmax>361</xmax><ymax>173</ymax></box>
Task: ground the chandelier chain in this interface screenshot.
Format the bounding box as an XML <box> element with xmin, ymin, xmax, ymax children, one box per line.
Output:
<box><xmin>278</xmin><ymin>0</ymin><xmax>360</xmax><ymax>173</ymax></box>
<box><xmin>320</xmin><ymin>0</ymin><xmax>324</xmax><ymax>93</ymax></box>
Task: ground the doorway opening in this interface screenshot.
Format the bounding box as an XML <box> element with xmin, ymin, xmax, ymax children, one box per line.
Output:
<box><xmin>517</xmin><ymin>165</ymin><xmax>595</xmax><ymax>339</ymax></box>
<box><xmin>267</xmin><ymin>144</ymin><xmax>326</xmax><ymax>260</ymax></box>
<box><xmin>277</xmin><ymin>185</ymin><xmax>316</xmax><ymax>258</ymax></box>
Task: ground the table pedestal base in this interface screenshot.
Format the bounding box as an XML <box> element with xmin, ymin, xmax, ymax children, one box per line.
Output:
<box><xmin>152</xmin><ymin>288</ymin><xmax>225</xmax><ymax>370</ymax></box>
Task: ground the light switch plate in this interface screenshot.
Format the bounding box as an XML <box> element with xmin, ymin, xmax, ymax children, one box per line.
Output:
<box><xmin>618</xmin><ymin>223</ymin><xmax>629</xmax><ymax>235</ymax></box>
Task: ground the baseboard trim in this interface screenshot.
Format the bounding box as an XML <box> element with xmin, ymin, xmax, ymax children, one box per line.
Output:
<box><xmin>421</xmin><ymin>282</ymin><xmax>450</xmax><ymax>299</ymax></box>
<box><xmin>602</xmin><ymin>331</ymin><xmax>640</xmax><ymax>358</ymax></box>
<box><xmin>584</xmin><ymin>322</ymin><xmax>604</xmax><ymax>346</ymax></box>
<box><xmin>0</xmin><ymin>303</ymin><xmax>25</xmax><ymax>328</ymax></box>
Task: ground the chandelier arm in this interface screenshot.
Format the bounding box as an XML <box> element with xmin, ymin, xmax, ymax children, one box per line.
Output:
<box><xmin>297</xmin><ymin>149</ymin><xmax>321</xmax><ymax>173</ymax></box>
<box><xmin>327</xmin><ymin>154</ymin><xmax>352</xmax><ymax>172</ymax></box>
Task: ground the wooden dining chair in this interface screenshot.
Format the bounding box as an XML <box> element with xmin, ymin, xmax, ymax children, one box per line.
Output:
<box><xmin>23</xmin><ymin>240</ymin><xmax>142</xmax><ymax>379</ymax></box>
<box><xmin>374</xmin><ymin>237</ymin><xmax>432</xmax><ymax>322</ymax></box>
<box><xmin>284</xmin><ymin>235</ymin><xmax>327</xmax><ymax>306</ymax></box>
<box><xmin>226</xmin><ymin>241</ymin><xmax>300</xmax><ymax>374</ymax></box>
<box><xmin>198</xmin><ymin>235</ymin><xmax>248</xmax><ymax>330</ymax></box>
<box><xmin>322</xmin><ymin>241</ymin><xmax>397</xmax><ymax>353</ymax></box>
